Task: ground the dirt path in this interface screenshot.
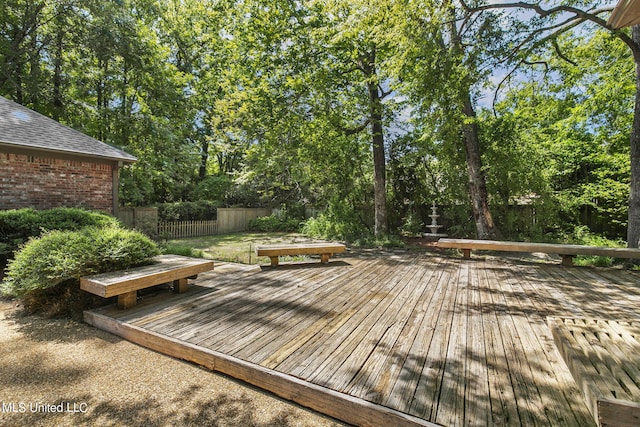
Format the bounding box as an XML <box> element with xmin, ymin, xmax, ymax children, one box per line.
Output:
<box><xmin>0</xmin><ymin>300</ymin><xmax>347</xmax><ymax>427</ymax></box>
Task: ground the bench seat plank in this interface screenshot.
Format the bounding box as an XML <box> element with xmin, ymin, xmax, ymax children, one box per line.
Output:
<box><xmin>80</xmin><ymin>255</ymin><xmax>214</xmax><ymax>298</ymax></box>
<box><xmin>255</xmin><ymin>243</ymin><xmax>346</xmax><ymax>266</ymax></box>
<box><xmin>437</xmin><ymin>239</ymin><xmax>640</xmax><ymax>265</ymax></box>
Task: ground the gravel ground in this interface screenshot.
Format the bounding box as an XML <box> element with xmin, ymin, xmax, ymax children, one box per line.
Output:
<box><xmin>0</xmin><ymin>300</ymin><xmax>348</xmax><ymax>427</ymax></box>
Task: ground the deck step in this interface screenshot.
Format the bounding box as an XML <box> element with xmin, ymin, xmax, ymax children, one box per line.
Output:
<box><xmin>548</xmin><ymin>317</ymin><xmax>640</xmax><ymax>427</ymax></box>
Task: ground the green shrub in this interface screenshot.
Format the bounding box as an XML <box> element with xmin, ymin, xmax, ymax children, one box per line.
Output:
<box><xmin>1</xmin><ymin>225</ymin><xmax>159</xmax><ymax>299</ymax></box>
<box><xmin>156</xmin><ymin>201</ymin><xmax>218</xmax><ymax>221</ymax></box>
<box><xmin>563</xmin><ymin>225</ymin><xmax>626</xmax><ymax>267</ymax></box>
<box><xmin>301</xmin><ymin>205</ymin><xmax>368</xmax><ymax>242</ymax></box>
<box><xmin>191</xmin><ymin>175</ymin><xmax>233</xmax><ymax>202</ymax></box>
<box><xmin>399</xmin><ymin>211</ymin><xmax>425</xmax><ymax>237</ymax></box>
<box><xmin>249</xmin><ymin>206</ymin><xmax>303</xmax><ymax>232</ymax></box>
<box><xmin>249</xmin><ymin>215</ymin><xmax>302</xmax><ymax>232</ymax></box>
<box><xmin>0</xmin><ymin>207</ymin><xmax>119</xmax><ymax>261</ymax></box>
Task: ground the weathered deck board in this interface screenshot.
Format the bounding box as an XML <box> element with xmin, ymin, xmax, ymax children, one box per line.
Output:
<box><xmin>85</xmin><ymin>253</ymin><xmax>640</xmax><ymax>426</ymax></box>
<box><xmin>147</xmin><ymin>263</ymin><xmax>329</xmax><ymax>340</ymax></box>
<box><xmin>510</xmin><ymin>266</ymin><xmax>598</xmax><ymax>427</ymax></box>
<box><xmin>478</xmin><ymin>261</ymin><xmax>522</xmax><ymax>426</ymax></box>
<box><xmin>384</xmin><ymin>258</ymin><xmax>450</xmax><ymax>412</ymax></box>
<box><xmin>258</xmin><ymin>267</ymin><xmax>385</xmax><ymax>369</ymax></box>
<box><xmin>409</xmin><ymin>258</ymin><xmax>463</xmax><ymax>421</ymax></box>
<box><xmin>308</xmin><ymin>257</ymin><xmax>429</xmax><ymax>391</ymax></box>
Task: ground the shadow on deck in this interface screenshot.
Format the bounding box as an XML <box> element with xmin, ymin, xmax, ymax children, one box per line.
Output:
<box><xmin>84</xmin><ymin>254</ymin><xmax>640</xmax><ymax>426</ymax></box>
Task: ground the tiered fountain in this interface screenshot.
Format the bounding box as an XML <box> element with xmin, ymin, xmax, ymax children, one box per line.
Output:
<box><xmin>423</xmin><ymin>202</ymin><xmax>447</xmax><ymax>238</ymax></box>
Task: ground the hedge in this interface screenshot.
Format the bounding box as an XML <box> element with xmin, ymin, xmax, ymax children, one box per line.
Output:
<box><xmin>1</xmin><ymin>225</ymin><xmax>160</xmax><ymax>299</ymax></box>
<box><xmin>0</xmin><ymin>207</ymin><xmax>120</xmax><ymax>262</ymax></box>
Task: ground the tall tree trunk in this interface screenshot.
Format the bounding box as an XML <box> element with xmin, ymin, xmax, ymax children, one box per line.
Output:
<box><xmin>446</xmin><ymin>1</ymin><xmax>500</xmax><ymax>240</ymax></box>
<box><xmin>462</xmin><ymin>97</ymin><xmax>500</xmax><ymax>239</ymax></box>
<box><xmin>369</xmin><ymin>81</ymin><xmax>387</xmax><ymax>237</ymax></box>
<box><xmin>627</xmin><ymin>26</ymin><xmax>640</xmax><ymax>248</ymax></box>
<box><xmin>361</xmin><ymin>48</ymin><xmax>388</xmax><ymax>237</ymax></box>
<box><xmin>199</xmin><ymin>138</ymin><xmax>209</xmax><ymax>179</ymax></box>
<box><xmin>52</xmin><ymin>26</ymin><xmax>64</xmax><ymax>121</ymax></box>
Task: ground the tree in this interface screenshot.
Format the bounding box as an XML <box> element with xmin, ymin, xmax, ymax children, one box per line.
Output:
<box><xmin>460</xmin><ymin>0</ymin><xmax>640</xmax><ymax>246</ymax></box>
<box><xmin>0</xmin><ymin>0</ymin><xmax>208</xmax><ymax>205</ymax></box>
<box><xmin>491</xmin><ymin>29</ymin><xmax>633</xmax><ymax>237</ymax></box>
<box><xmin>301</xmin><ymin>0</ymin><xmax>400</xmax><ymax>236</ymax></box>
<box><xmin>444</xmin><ymin>0</ymin><xmax>501</xmax><ymax>239</ymax></box>
<box><xmin>0</xmin><ymin>0</ymin><xmax>46</xmax><ymax>104</ymax></box>
<box><xmin>209</xmin><ymin>0</ymin><xmax>401</xmax><ymax>234</ymax></box>
<box><xmin>387</xmin><ymin>0</ymin><xmax>504</xmax><ymax>238</ymax></box>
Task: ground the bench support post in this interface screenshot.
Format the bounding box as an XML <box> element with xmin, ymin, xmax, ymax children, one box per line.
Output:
<box><xmin>173</xmin><ymin>278</ymin><xmax>189</xmax><ymax>293</ymax></box>
<box><xmin>320</xmin><ymin>253</ymin><xmax>330</xmax><ymax>264</ymax></box>
<box><xmin>269</xmin><ymin>256</ymin><xmax>279</xmax><ymax>267</ymax></box>
<box><xmin>463</xmin><ymin>249</ymin><xmax>472</xmax><ymax>259</ymax></box>
<box><xmin>561</xmin><ymin>255</ymin><xmax>575</xmax><ymax>267</ymax></box>
<box><xmin>118</xmin><ymin>291</ymin><xmax>137</xmax><ymax>310</ymax></box>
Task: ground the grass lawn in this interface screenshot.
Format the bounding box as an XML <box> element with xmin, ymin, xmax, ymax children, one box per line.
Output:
<box><xmin>167</xmin><ymin>232</ymin><xmax>334</xmax><ymax>265</ymax></box>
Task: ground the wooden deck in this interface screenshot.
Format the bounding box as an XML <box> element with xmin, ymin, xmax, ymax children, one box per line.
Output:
<box><xmin>84</xmin><ymin>252</ymin><xmax>640</xmax><ymax>426</ymax></box>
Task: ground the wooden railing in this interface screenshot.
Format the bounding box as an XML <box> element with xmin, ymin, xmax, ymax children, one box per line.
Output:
<box><xmin>158</xmin><ymin>220</ymin><xmax>219</xmax><ymax>239</ymax></box>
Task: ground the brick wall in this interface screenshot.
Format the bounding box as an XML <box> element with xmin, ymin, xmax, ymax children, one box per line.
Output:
<box><xmin>0</xmin><ymin>152</ymin><xmax>114</xmax><ymax>213</ymax></box>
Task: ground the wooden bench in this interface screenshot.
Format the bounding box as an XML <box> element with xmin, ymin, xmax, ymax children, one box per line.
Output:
<box><xmin>255</xmin><ymin>243</ymin><xmax>346</xmax><ymax>266</ymax></box>
<box><xmin>80</xmin><ymin>254</ymin><xmax>214</xmax><ymax>309</ymax></box>
<box><xmin>437</xmin><ymin>238</ymin><xmax>640</xmax><ymax>266</ymax></box>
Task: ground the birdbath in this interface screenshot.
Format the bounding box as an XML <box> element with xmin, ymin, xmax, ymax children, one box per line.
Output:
<box><xmin>423</xmin><ymin>202</ymin><xmax>447</xmax><ymax>238</ymax></box>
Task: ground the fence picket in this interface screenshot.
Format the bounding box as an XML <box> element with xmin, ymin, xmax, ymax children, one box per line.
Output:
<box><xmin>158</xmin><ymin>220</ymin><xmax>219</xmax><ymax>239</ymax></box>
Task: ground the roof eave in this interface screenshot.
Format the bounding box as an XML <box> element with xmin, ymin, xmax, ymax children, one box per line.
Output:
<box><xmin>608</xmin><ymin>0</ymin><xmax>640</xmax><ymax>28</ymax></box>
<box><xmin>0</xmin><ymin>140</ymin><xmax>137</xmax><ymax>164</ymax></box>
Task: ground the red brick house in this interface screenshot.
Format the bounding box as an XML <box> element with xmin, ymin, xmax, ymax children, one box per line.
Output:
<box><xmin>0</xmin><ymin>96</ymin><xmax>136</xmax><ymax>214</ymax></box>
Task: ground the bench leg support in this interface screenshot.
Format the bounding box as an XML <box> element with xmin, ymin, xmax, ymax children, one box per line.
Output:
<box><xmin>173</xmin><ymin>278</ymin><xmax>189</xmax><ymax>293</ymax></box>
<box><xmin>320</xmin><ymin>253</ymin><xmax>330</xmax><ymax>264</ymax></box>
<box><xmin>269</xmin><ymin>256</ymin><xmax>279</xmax><ymax>266</ymax></box>
<box><xmin>561</xmin><ymin>255</ymin><xmax>575</xmax><ymax>267</ymax></box>
<box><xmin>463</xmin><ymin>249</ymin><xmax>472</xmax><ymax>259</ymax></box>
<box><xmin>118</xmin><ymin>291</ymin><xmax>137</xmax><ymax>310</ymax></box>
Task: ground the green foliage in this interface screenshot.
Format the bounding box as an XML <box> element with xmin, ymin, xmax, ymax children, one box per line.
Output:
<box><xmin>191</xmin><ymin>175</ymin><xmax>233</xmax><ymax>203</ymax></box>
<box><xmin>302</xmin><ymin>201</ymin><xmax>369</xmax><ymax>242</ymax></box>
<box><xmin>249</xmin><ymin>208</ymin><xmax>303</xmax><ymax>233</ymax></box>
<box><xmin>1</xmin><ymin>225</ymin><xmax>159</xmax><ymax>299</ymax></box>
<box><xmin>156</xmin><ymin>201</ymin><xmax>218</xmax><ymax>222</ymax></box>
<box><xmin>1</xmin><ymin>1</ymin><xmax>636</xmax><ymax>245</ymax></box>
<box><xmin>560</xmin><ymin>225</ymin><xmax>626</xmax><ymax>267</ymax></box>
<box><xmin>249</xmin><ymin>215</ymin><xmax>302</xmax><ymax>233</ymax></box>
<box><xmin>566</xmin><ymin>225</ymin><xmax>625</xmax><ymax>247</ymax></box>
<box><xmin>0</xmin><ymin>208</ymin><xmax>120</xmax><ymax>261</ymax></box>
<box><xmin>399</xmin><ymin>211</ymin><xmax>425</xmax><ymax>237</ymax></box>
<box><xmin>470</xmin><ymin>28</ymin><xmax>634</xmax><ymax>241</ymax></box>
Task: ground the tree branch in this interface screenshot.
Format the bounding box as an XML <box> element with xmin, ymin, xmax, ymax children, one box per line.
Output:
<box><xmin>459</xmin><ymin>0</ymin><xmax>639</xmax><ymax>58</ymax></box>
<box><xmin>378</xmin><ymin>84</ymin><xmax>392</xmax><ymax>99</ymax></box>
<box><xmin>339</xmin><ymin>119</ymin><xmax>371</xmax><ymax>136</ymax></box>
<box><xmin>552</xmin><ymin>39</ymin><xmax>578</xmax><ymax>66</ymax></box>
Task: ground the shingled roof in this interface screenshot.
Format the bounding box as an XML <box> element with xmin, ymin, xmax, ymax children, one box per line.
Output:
<box><xmin>0</xmin><ymin>96</ymin><xmax>136</xmax><ymax>163</ymax></box>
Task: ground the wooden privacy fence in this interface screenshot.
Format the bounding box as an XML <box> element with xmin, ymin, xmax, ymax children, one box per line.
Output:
<box><xmin>117</xmin><ymin>207</ymin><xmax>158</xmax><ymax>237</ymax></box>
<box><xmin>217</xmin><ymin>207</ymin><xmax>272</xmax><ymax>234</ymax></box>
<box><xmin>157</xmin><ymin>208</ymin><xmax>272</xmax><ymax>239</ymax></box>
<box><xmin>120</xmin><ymin>207</ymin><xmax>274</xmax><ymax>239</ymax></box>
<box><xmin>158</xmin><ymin>220</ymin><xmax>219</xmax><ymax>239</ymax></box>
